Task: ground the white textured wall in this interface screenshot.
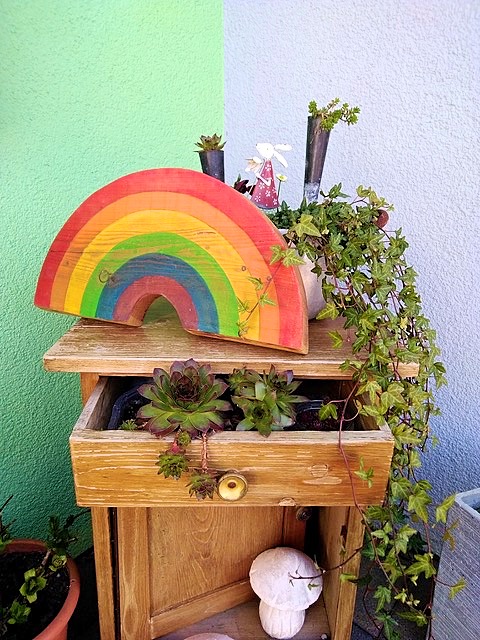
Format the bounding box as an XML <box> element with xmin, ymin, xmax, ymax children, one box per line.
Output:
<box><xmin>224</xmin><ymin>0</ymin><xmax>480</xmax><ymax>512</ymax></box>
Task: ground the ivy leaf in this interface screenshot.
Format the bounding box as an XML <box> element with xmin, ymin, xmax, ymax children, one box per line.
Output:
<box><xmin>328</xmin><ymin>330</ymin><xmax>343</xmax><ymax>348</ymax></box>
<box><xmin>357</xmin><ymin>379</ymin><xmax>382</xmax><ymax>404</ymax></box>
<box><xmin>408</xmin><ymin>490</ymin><xmax>432</xmax><ymax>522</ymax></box>
<box><xmin>339</xmin><ymin>572</ymin><xmax>358</xmax><ymax>583</ymax></box>
<box><xmin>258</xmin><ymin>293</ymin><xmax>275</xmax><ymax>306</ymax></box>
<box><xmin>390</xmin><ymin>477</ymin><xmax>412</xmax><ymax>500</ymax></box>
<box><xmin>247</xmin><ymin>276</ymin><xmax>264</xmax><ymax>291</ymax></box>
<box><xmin>398</xmin><ymin>610</ymin><xmax>428</xmax><ymax>627</ymax></box>
<box><xmin>318</xmin><ymin>402</ymin><xmax>338</xmax><ymax>420</ymax></box>
<box><xmin>316</xmin><ymin>302</ymin><xmax>339</xmax><ymax>320</ymax></box>
<box><xmin>354</xmin><ymin>457</ymin><xmax>374</xmax><ymax>488</ymax></box>
<box><xmin>237</xmin><ymin>297</ymin><xmax>250</xmax><ymax>313</ymax></box>
<box><xmin>405</xmin><ymin>553</ymin><xmax>436</xmax><ymax>579</ymax></box>
<box><xmin>293</xmin><ymin>214</ymin><xmax>321</xmax><ymax>238</ymax></box>
<box><xmin>435</xmin><ymin>494</ymin><xmax>456</xmax><ymax>523</ymax></box>
<box><xmin>281</xmin><ymin>248</ymin><xmax>305</xmax><ymax>267</ymax></box>
<box><xmin>270</xmin><ymin>244</ymin><xmax>284</xmax><ymax>264</ymax></box>
<box><xmin>376</xmin><ymin>612</ymin><xmax>400</xmax><ymax>640</ymax></box>
<box><xmin>374</xmin><ymin>585</ymin><xmax>392</xmax><ymax>612</ymax></box>
<box><xmin>449</xmin><ymin>577</ymin><xmax>466</xmax><ymax>599</ymax></box>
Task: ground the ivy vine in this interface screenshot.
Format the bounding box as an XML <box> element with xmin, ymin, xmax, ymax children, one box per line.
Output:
<box><xmin>270</xmin><ymin>184</ymin><xmax>462</xmax><ymax>639</ymax></box>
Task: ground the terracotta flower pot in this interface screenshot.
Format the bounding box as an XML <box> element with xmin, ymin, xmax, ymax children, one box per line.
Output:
<box><xmin>6</xmin><ymin>539</ymin><xmax>80</xmax><ymax>640</ymax></box>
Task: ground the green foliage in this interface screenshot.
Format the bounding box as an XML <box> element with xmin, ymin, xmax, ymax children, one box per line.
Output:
<box><xmin>308</xmin><ymin>98</ymin><xmax>360</xmax><ymax>131</ymax></box>
<box><xmin>0</xmin><ymin>497</ymin><xmax>83</xmax><ymax>636</ymax></box>
<box><xmin>229</xmin><ymin>365</ymin><xmax>306</xmax><ymax>436</ymax></box>
<box><xmin>278</xmin><ymin>184</ymin><xmax>456</xmax><ymax>637</ymax></box>
<box><xmin>137</xmin><ymin>359</ymin><xmax>231</xmax><ymax>437</ymax></box>
<box><xmin>137</xmin><ymin>360</ymin><xmax>232</xmax><ymax>499</ymax></box>
<box><xmin>157</xmin><ymin>449</ymin><xmax>190</xmax><ymax>480</ymax></box>
<box><xmin>194</xmin><ymin>133</ymin><xmax>226</xmax><ymax>152</ymax></box>
<box><xmin>119</xmin><ymin>419</ymin><xmax>138</xmax><ymax>430</ymax></box>
<box><xmin>187</xmin><ymin>471</ymin><xmax>219</xmax><ymax>500</ymax></box>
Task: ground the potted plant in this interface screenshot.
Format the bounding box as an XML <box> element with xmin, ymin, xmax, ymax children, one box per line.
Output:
<box><xmin>195</xmin><ymin>133</ymin><xmax>226</xmax><ymax>182</ymax></box>
<box><xmin>268</xmin><ymin>183</ymin><xmax>461</xmax><ymax>639</ymax></box>
<box><xmin>431</xmin><ymin>487</ymin><xmax>479</xmax><ymax>639</ymax></box>
<box><xmin>304</xmin><ymin>98</ymin><xmax>360</xmax><ymax>203</ymax></box>
<box><xmin>0</xmin><ymin>496</ymin><xmax>81</xmax><ymax>640</ymax></box>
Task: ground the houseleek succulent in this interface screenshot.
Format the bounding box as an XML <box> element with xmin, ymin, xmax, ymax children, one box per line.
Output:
<box><xmin>137</xmin><ymin>359</ymin><xmax>231</xmax><ymax>437</ymax></box>
<box><xmin>229</xmin><ymin>366</ymin><xmax>307</xmax><ymax>436</ymax></box>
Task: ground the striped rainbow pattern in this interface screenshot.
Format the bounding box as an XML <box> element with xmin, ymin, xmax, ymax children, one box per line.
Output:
<box><xmin>35</xmin><ymin>168</ymin><xmax>308</xmax><ymax>353</ymax></box>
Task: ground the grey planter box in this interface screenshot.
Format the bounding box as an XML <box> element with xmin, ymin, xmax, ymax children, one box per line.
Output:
<box><xmin>432</xmin><ymin>488</ymin><xmax>480</xmax><ymax>640</ymax></box>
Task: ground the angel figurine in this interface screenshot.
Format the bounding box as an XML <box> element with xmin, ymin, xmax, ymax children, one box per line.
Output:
<box><xmin>246</xmin><ymin>143</ymin><xmax>291</xmax><ymax>210</ymax></box>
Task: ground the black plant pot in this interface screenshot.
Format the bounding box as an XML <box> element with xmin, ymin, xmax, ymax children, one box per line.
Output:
<box><xmin>303</xmin><ymin>117</ymin><xmax>330</xmax><ymax>203</ymax></box>
<box><xmin>198</xmin><ymin>150</ymin><xmax>225</xmax><ymax>182</ymax></box>
<box><xmin>292</xmin><ymin>399</ymin><xmax>353</xmax><ymax>432</ymax></box>
<box><xmin>107</xmin><ymin>379</ymin><xmax>150</xmax><ymax>430</ymax></box>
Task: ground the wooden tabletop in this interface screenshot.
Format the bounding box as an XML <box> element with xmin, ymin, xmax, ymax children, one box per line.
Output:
<box><xmin>44</xmin><ymin>315</ymin><xmax>419</xmax><ymax>379</ymax></box>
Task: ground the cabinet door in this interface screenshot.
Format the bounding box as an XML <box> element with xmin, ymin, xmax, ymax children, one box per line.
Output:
<box><xmin>116</xmin><ymin>506</ymin><xmax>305</xmax><ymax>639</ymax></box>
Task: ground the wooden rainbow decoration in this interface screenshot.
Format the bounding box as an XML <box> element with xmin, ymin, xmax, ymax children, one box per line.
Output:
<box><xmin>35</xmin><ymin>168</ymin><xmax>308</xmax><ymax>353</ymax></box>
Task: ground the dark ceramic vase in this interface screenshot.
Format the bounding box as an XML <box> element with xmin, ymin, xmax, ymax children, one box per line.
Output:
<box><xmin>198</xmin><ymin>150</ymin><xmax>225</xmax><ymax>182</ymax></box>
<box><xmin>303</xmin><ymin>117</ymin><xmax>330</xmax><ymax>203</ymax></box>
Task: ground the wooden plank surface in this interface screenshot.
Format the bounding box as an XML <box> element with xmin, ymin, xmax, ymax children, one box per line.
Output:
<box><xmin>117</xmin><ymin>508</ymin><xmax>151</xmax><ymax>640</ymax></box>
<box><xmin>158</xmin><ymin>597</ymin><xmax>330</xmax><ymax>640</ymax></box>
<box><xmin>148</xmin><ymin>507</ymin><xmax>284</xmax><ymax>613</ymax></box>
<box><xmin>90</xmin><ymin>507</ymin><xmax>117</xmax><ymax>640</ymax></box>
<box><xmin>316</xmin><ymin>506</ymin><xmax>365</xmax><ymax>640</ymax></box>
<box><xmin>44</xmin><ymin>316</ymin><xmax>419</xmax><ymax>378</ymax></box>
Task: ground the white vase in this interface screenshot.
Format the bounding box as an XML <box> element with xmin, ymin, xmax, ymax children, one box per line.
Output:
<box><xmin>279</xmin><ymin>230</ymin><xmax>326</xmax><ymax>320</ymax></box>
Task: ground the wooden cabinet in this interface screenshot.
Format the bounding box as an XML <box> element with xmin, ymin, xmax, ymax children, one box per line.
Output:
<box><xmin>44</xmin><ymin>316</ymin><xmax>414</xmax><ymax>640</ymax></box>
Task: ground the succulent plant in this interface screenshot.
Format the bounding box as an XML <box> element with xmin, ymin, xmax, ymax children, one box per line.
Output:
<box><xmin>229</xmin><ymin>366</ymin><xmax>307</xmax><ymax>436</ymax></box>
<box><xmin>137</xmin><ymin>359</ymin><xmax>231</xmax><ymax>437</ymax></box>
<box><xmin>187</xmin><ymin>471</ymin><xmax>219</xmax><ymax>500</ymax></box>
<box><xmin>194</xmin><ymin>133</ymin><xmax>226</xmax><ymax>152</ymax></box>
<box><xmin>119</xmin><ymin>419</ymin><xmax>139</xmax><ymax>431</ymax></box>
<box><xmin>157</xmin><ymin>450</ymin><xmax>190</xmax><ymax>480</ymax></box>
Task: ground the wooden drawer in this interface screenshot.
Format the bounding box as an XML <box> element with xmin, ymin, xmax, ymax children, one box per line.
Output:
<box><xmin>70</xmin><ymin>376</ymin><xmax>394</xmax><ymax>508</ymax></box>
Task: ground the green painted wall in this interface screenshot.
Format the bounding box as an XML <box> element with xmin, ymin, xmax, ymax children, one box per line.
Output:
<box><xmin>0</xmin><ymin>1</ymin><xmax>223</xmax><ymax>551</ymax></box>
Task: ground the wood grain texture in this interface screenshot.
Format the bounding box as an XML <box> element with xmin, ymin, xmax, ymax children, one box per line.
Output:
<box><xmin>69</xmin><ymin>377</ymin><xmax>394</xmax><ymax>507</ymax></box>
<box><xmin>316</xmin><ymin>506</ymin><xmax>365</xmax><ymax>640</ymax></box>
<box><xmin>148</xmin><ymin>507</ymin><xmax>284</xmax><ymax>613</ymax></box>
<box><xmin>158</xmin><ymin>597</ymin><xmax>330</xmax><ymax>640</ymax></box>
<box><xmin>44</xmin><ymin>316</ymin><xmax>419</xmax><ymax>378</ymax></box>
<box><xmin>90</xmin><ymin>507</ymin><xmax>117</xmax><ymax>640</ymax></box>
<box><xmin>34</xmin><ymin>168</ymin><xmax>309</xmax><ymax>353</ymax></box>
<box><xmin>80</xmin><ymin>373</ymin><xmax>100</xmax><ymax>405</ymax></box>
<box><xmin>117</xmin><ymin>507</ymin><xmax>151</xmax><ymax>640</ymax></box>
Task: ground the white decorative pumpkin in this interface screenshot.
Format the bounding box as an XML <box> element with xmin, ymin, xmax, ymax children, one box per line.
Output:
<box><xmin>259</xmin><ymin>600</ymin><xmax>305</xmax><ymax>639</ymax></box>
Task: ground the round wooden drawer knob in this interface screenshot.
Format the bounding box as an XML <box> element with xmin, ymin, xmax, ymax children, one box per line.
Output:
<box><xmin>217</xmin><ymin>472</ymin><xmax>248</xmax><ymax>501</ymax></box>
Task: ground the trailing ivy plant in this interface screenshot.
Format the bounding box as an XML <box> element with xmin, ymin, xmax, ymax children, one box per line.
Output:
<box><xmin>270</xmin><ymin>185</ymin><xmax>461</xmax><ymax>639</ymax></box>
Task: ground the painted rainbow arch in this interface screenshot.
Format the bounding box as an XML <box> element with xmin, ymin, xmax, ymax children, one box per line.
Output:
<box><xmin>35</xmin><ymin>168</ymin><xmax>308</xmax><ymax>353</ymax></box>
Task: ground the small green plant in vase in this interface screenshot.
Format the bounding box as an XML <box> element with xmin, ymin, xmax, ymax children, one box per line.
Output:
<box><xmin>195</xmin><ymin>133</ymin><xmax>226</xmax><ymax>182</ymax></box>
<box><xmin>304</xmin><ymin>98</ymin><xmax>360</xmax><ymax>203</ymax></box>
